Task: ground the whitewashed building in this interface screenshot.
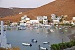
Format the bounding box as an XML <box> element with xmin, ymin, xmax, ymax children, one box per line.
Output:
<box><xmin>26</xmin><ymin>21</ymin><xmax>31</xmax><ymax>26</ymax></box>
<box><xmin>10</xmin><ymin>22</ymin><xmax>18</xmax><ymax>26</ymax></box>
<box><xmin>30</xmin><ymin>20</ymin><xmax>39</xmax><ymax>26</ymax></box>
<box><xmin>63</xmin><ymin>20</ymin><xmax>70</xmax><ymax>24</ymax></box>
<box><xmin>20</xmin><ymin>15</ymin><xmax>30</xmax><ymax>26</ymax></box>
<box><xmin>19</xmin><ymin>12</ymin><xmax>22</xmax><ymax>14</ymax></box>
<box><xmin>43</xmin><ymin>16</ymin><xmax>48</xmax><ymax>25</ymax></box>
<box><xmin>51</xmin><ymin>14</ymin><xmax>56</xmax><ymax>20</ymax></box>
<box><xmin>37</xmin><ymin>16</ymin><xmax>48</xmax><ymax>25</ymax></box>
<box><xmin>72</xmin><ymin>17</ymin><xmax>75</xmax><ymax>20</ymax></box>
<box><xmin>71</xmin><ymin>17</ymin><xmax>75</xmax><ymax>25</ymax></box>
<box><xmin>0</xmin><ymin>21</ymin><xmax>11</xmax><ymax>48</ymax></box>
<box><xmin>37</xmin><ymin>16</ymin><xmax>43</xmax><ymax>21</ymax></box>
<box><xmin>26</xmin><ymin>20</ymin><xmax>39</xmax><ymax>26</ymax></box>
<box><xmin>21</xmin><ymin>15</ymin><xmax>27</xmax><ymax>20</ymax></box>
<box><xmin>53</xmin><ymin>20</ymin><xmax>59</xmax><ymax>24</ymax></box>
<box><xmin>71</xmin><ymin>21</ymin><xmax>75</xmax><ymax>25</ymax></box>
<box><xmin>51</xmin><ymin>14</ymin><xmax>61</xmax><ymax>24</ymax></box>
<box><xmin>30</xmin><ymin>20</ymin><xmax>39</xmax><ymax>24</ymax></box>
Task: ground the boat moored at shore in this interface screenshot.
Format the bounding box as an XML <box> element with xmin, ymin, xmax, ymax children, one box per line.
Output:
<box><xmin>43</xmin><ymin>42</ymin><xmax>49</xmax><ymax>44</ymax></box>
<box><xmin>22</xmin><ymin>43</ymin><xmax>32</xmax><ymax>46</ymax></box>
<box><xmin>40</xmin><ymin>47</ymin><xmax>48</xmax><ymax>50</ymax></box>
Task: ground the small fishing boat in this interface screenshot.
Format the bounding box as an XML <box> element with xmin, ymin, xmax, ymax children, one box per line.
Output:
<box><xmin>31</xmin><ymin>39</ymin><xmax>37</xmax><ymax>43</ymax></box>
<box><xmin>22</xmin><ymin>43</ymin><xmax>32</xmax><ymax>46</ymax></box>
<box><xmin>50</xmin><ymin>29</ymin><xmax>54</xmax><ymax>32</ymax></box>
<box><xmin>59</xmin><ymin>28</ymin><xmax>62</xmax><ymax>30</ymax></box>
<box><xmin>40</xmin><ymin>47</ymin><xmax>48</xmax><ymax>50</ymax></box>
<box><xmin>43</xmin><ymin>42</ymin><xmax>49</xmax><ymax>44</ymax></box>
<box><xmin>18</xmin><ymin>26</ymin><xmax>26</xmax><ymax>30</ymax></box>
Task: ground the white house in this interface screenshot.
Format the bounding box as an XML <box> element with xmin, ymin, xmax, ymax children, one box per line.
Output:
<box><xmin>30</xmin><ymin>20</ymin><xmax>39</xmax><ymax>26</ymax></box>
<box><xmin>20</xmin><ymin>20</ymin><xmax>26</xmax><ymax>26</ymax></box>
<box><xmin>20</xmin><ymin>22</ymin><xmax>26</xmax><ymax>26</ymax></box>
<box><xmin>43</xmin><ymin>16</ymin><xmax>48</xmax><ymax>25</ymax></box>
<box><xmin>51</xmin><ymin>14</ymin><xmax>56</xmax><ymax>20</ymax></box>
<box><xmin>63</xmin><ymin>20</ymin><xmax>70</xmax><ymax>24</ymax></box>
<box><xmin>30</xmin><ymin>20</ymin><xmax>39</xmax><ymax>24</ymax></box>
<box><xmin>37</xmin><ymin>16</ymin><xmax>43</xmax><ymax>21</ymax></box>
<box><xmin>25</xmin><ymin>18</ymin><xmax>30</xmax><ymax>26</ymax></box>
<box><xmin>71</xmin><ymin>21</ymin><xmax>75</xmax><ymax>25</ymax></box>
<box><xmin>26</xmin><ymin>20</ymin><xmax>39</xmax><ymax>26</ymax></box>
<box><xmin>26</xmin><ymin>18</ymin><xmax>30</xmax><ymax>21</ymax></box>
<box><xmin>71</xmin><ymin>17</ymin><xmax>75</xmax><ymax>25</ymax></box>
<box><xmin>21</xmin><ymin>15</ymin><xmax>27</xmax><ymax>20</ymax></box>
<box><xmin>53</xmin><ymin>20</ymin><xmax>59</xmax><ymax>24</ymax></box>
<box><xmin>72</xmin><ymin>17</ymin><xmax>75</xmax><ymax>20</ymax></box>
<box><xmin>37</xmin><ymin>16</ymin><xmax>48</xmax><ymax>25</ymax></box>
<box><xmin>51</xmin><ymin>14</ymin><xmax>61</xmax><ymax>24</ymax></box>
<box><xmin>10</xmin><ymin>22</ymin><xmax>18</xmax><ymax>26</ymax></box>
<box><xmin>20</xmin><ymin>15</ymin><xmax>30</xmax><ymax>26</ymax></box>
<box><xmin>19</xmin><ymin>12</ymin><xmax>22</xmax><ymax>14</ymax></box>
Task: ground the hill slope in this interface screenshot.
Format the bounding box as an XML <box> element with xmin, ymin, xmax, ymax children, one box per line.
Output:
<box><xmin>0</xmin><ymin>8</ymin><xmax>35</xmax><ymax>18</ymax></box>
<box><xmin>0</xmin><ymin>0</ymin><xmax>75</xmax><ymax>22</ymax></box>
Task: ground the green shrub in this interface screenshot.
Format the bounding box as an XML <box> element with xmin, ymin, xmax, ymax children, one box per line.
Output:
<box><xmin>51</xmin><ymin>40</ymin><xmax>75</xmax><ymax>50</ymax></box>
<box><xmin>51</xmin><ymin>44</ymin><xmax>57</xmax><ymax>50</ymax></box>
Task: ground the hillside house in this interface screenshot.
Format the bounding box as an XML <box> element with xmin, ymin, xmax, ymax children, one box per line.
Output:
<box><xmin>63</xmin><ymin>20</ymin><xmax>70</xmax><ymax>24</ymax></box>
<box><xmin>53</xmin><ymin>20</ymin><xmax>59</xmax><ymax>24</ymax></box>
<box><xmin>37</xmin><ymin>16</ymin><xmax>48</xmax><ymax>25</ymax></box>
<box><xmin>71</xmin><ymin>17</ymin><xmax>75</xmax><ymax>25</ymax></box>
<box><xmin>10</xmin><ymin>22</ymin><xmax>18</xmax><ymax>26</ymax></box>
<box><xmin>51</xmin><ymin>14</ymin><xmax>61</xmax><ymax>24</ymax></box>
<box><xmin>37</xmin><ymin>16</ymin><xmax>43</xmax><ymax>21</ymax></box>
<box><xmin>30</xmin><ymin>20</ymin><xmax>39</xmax><ymax>26</ymax></box>
<box><xmin>20</xmin><ymin>15</ymin><xmax>30</xmax><ymax>26</ymax></box>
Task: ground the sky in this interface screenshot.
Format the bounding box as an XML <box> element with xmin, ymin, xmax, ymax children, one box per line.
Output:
<box><xmin>0</xmin><ymin>0</ymin><xmax>55</xmax><ymax>8</ymax></box>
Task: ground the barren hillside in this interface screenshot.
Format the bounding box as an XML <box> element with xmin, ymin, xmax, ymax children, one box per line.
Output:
<box><xmin>0</xmin><ymin>0</ymin><xmax>75</xmax><ymax>22</ymax></box>
<box><xmin>0</xmin><ymin>8</ymin><xmax>35</xmax><ymax>18</ymax></box>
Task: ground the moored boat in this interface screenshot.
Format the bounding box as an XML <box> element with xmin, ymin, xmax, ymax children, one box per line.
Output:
<box><xmin>22</xmin><ymin>43</ymin><xmax>32</xmax><ymax>46</ymax></box>
<box><xmin>40</xmin><ymin>47</ymin><xmax>48</xmax><ymax>50</ymax></box>
<box><xmin>31</xmin><ymin>39</ymin><xmax>37</xmax><ymax>43</ymax></box>
<box><xmin>43</xmin><ymin>42</ymin><xmax>49</xmax><ymax>44</ymax></box>
<box><xmin>50</xmin><ymin>29</ymin><xmax>54</xmax><ymax>32</ymax></box>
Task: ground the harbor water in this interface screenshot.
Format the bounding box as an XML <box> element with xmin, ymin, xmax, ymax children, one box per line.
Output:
<box><xmin>6</xmin><ymin>27</ymin><xmax>75</xmax><ymax>50</ymax></box>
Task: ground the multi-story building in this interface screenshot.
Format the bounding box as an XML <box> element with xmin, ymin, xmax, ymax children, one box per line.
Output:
<box><xmin>37</xmin><ymin>16</ymin><xmax>48</xmax><ymax>25</ymax></box>
<box><xmin>43</xmin><ymin>16</ymin><xmax>48</xmax><ymax>25</ymax></box>
<box><xmin>20</xmin><ymin>15</ymin><xmax>30</xmax><ymax>26</ymax></box>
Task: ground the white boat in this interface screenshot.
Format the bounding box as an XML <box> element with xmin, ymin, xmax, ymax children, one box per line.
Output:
<box><xmin>43</xmin><ymin>42</ymin><xmax>49</xmax><ymax>44</ymax></box>
<box><xmin>34</xmin><ymin>27</ymin><xmax>38</xmax><ymax>29</ymax></box>
<box><xmin>40</xmin><ymin>47</ymin><xmax>47</xmax><ymax>50</ymax></box>
<box><xmin>50</xmin><ymin>29</ymin><xmax>54</xmax><ymax>32</ymax></box>
<box><xmin>18</xmin><ymin>26</ymin><xmax>26</xmax><ymax>30</ymax></box>
<box><xmin>59</xmin><ymin>28</ymin><xmax>62</xmax><ymax>29</ymax></box>
<box><xmin>31</xmin><ymin>39</ymin><xmax>37</xmax><ymax>43</ymax></box>
<box><xmin>22</xmin><ymin>43</ymin><xmax>32</xmax><ymax>46</ymax></box>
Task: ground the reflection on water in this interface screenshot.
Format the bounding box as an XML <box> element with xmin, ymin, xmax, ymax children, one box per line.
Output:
<box><xmin>6</xmin><ymin>27</ymin><xmax>75</xmax><ymax>50</ymax></box>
